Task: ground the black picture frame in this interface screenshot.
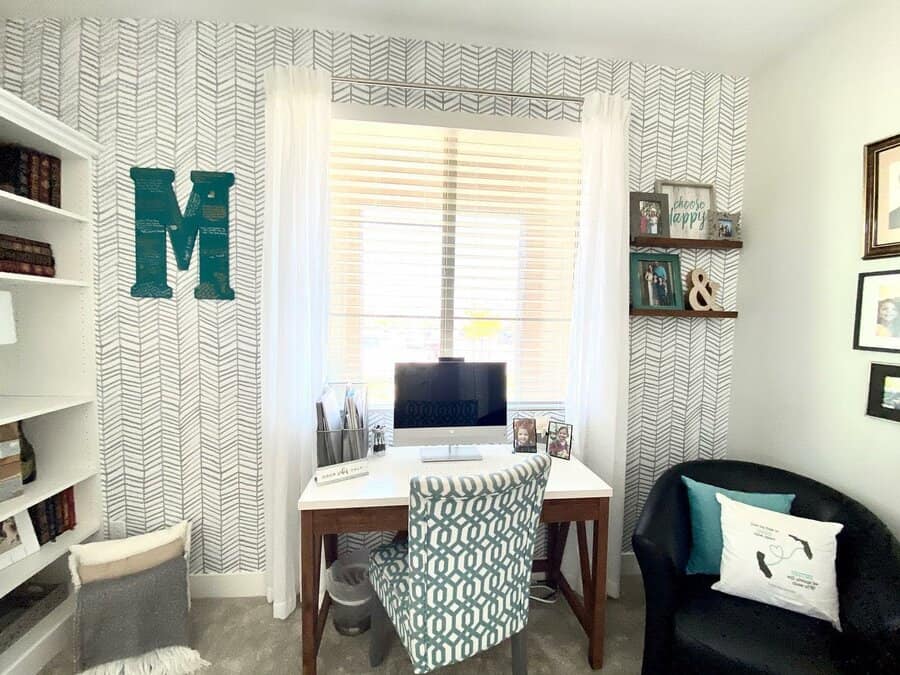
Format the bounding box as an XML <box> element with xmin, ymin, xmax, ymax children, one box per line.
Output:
<box><xmin>866</xmin><ymin>363</ymin><xmax>900</xmax><ymax>422</ymax></box>
<box><xmin>853</xmin><ymin>270</ymin><xmax>900</xmax><ymax>354</ymax></box>
<box><xmin>629</xmin><ymin>192</ymin><xmax>670</xmax><ymax>238</ymax></box>
<box><xmin>545</xmin><ymin>421</ymin><xmax>573</xmax><ymax>460</ymax></box>
<box><xmin>512</xmin><ymin>418</ymin><xmax>537</xmax><ymax>453</ymax></box>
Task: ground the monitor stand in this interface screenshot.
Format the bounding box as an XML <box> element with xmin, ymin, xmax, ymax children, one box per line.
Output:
<box><xmin>420</xmin><ymin>445</ymin><xmax>483</xmax><ymax>462</ymax></box>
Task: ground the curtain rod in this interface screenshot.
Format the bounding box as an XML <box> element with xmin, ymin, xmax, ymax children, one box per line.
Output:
<box><xmin>331</xmin><ymin>76</ymin><xmax>583</xmax><ymax>103</ymax></box>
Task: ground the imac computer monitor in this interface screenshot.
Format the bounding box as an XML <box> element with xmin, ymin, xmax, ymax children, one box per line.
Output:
<box><xmin>393</xmin><ymin>361</ymin><xmax>507</xmax><ymax>451</ymax></box>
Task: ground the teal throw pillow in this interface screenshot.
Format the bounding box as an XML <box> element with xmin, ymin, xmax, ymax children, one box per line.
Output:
<box><xmin>681</xmin><ymin>475</ymin><xmax>795</xmax><ymax>575</ymax></box>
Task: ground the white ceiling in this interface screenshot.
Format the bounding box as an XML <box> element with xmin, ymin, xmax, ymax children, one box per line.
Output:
<box><xmin>0</xmin><ymin>0</ymin><xmax>854</xmax><ymax>75</ymax></box>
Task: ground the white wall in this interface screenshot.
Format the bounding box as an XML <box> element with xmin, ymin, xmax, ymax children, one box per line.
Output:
<box><xmin>731</xmin><ymin>0</ymin><xmax>900</xmax><ymax>536</ymax></box>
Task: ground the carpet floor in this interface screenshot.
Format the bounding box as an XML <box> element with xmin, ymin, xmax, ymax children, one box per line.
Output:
<box><xmin>41</xmin><ymin>575</ymin><xmax>645</xmax><ymax>674</ymax></box>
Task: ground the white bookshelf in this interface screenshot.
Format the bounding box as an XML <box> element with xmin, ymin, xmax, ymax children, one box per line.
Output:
<box><xmin>0</xmin><ymin>88</ymin><xmax>101</xmax><ymax>675</ymax></box>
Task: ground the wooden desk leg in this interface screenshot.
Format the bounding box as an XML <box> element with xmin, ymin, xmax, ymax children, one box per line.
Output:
<box><xmin>588</xmin><ymin>499</ymin><xmax>610</xmax><ymax>669</ymax></box>
<box><xmin>324</xmin><ymin>533</ymin><xmax>338</xmax><ymax>567</ymax></box>
<box><xmin>576</xmin><ymin>521</ymin><xmax>594</xmax><ymax>616</ymax></box>
<box><xmin>301</xmin><ymin>511</ymin><xmax>320</xmax><ymax>675</ymax></box>
<box><xmin>549</xmin><ymin>522</ymin><xmax>570</xmax><ymax>588</ymax></box>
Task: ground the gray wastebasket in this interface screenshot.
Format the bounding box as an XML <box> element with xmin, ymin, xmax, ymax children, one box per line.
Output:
<box><xmin>326</xmin><ymin>548</ymin><xmax>373</xmax><ymax>636</ymax></box>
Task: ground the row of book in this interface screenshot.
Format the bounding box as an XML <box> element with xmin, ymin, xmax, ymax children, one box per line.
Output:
<box><xmin>27</xmin><ymin>487</ymin><xmax>76</xmax><ymax>546</ymax></box>
<box><xmin>0</xmin><ymin>143</ymin><xmax>62</xmax><ymax>208</ymax></box>
<box><xmin>0</xmin><ymin>233</ymin><xmax>56</xmax><ymax>277</ymax></box>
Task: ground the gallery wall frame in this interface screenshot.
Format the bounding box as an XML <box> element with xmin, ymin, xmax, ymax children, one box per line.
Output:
<box><xmin>864</xmin><ymin>133</ymin><xmax>900</xmax><ymax>259</ymax></box>
<box><xmin>866</xmin><ymin>362</ymin><xmax>900</xmax><ymax>422</ymax></box>
<box><xmin>853</xmin><ymin>270</ymin><xmax>900</xmax><ymax>354</ymax></box>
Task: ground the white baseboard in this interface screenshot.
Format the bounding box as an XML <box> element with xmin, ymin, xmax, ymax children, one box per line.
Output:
<box><xmin>190</xmin><ymin>572</ymin><xmax>266</xmax><ymax>598</ymax></box>
<box><xmin>621</xmin><ymin>551</ymin><xmax>640</xmax><ymax>576</ymax></box>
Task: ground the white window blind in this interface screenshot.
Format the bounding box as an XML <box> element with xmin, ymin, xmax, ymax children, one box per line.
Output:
<box><xmin>328</xmin><ymin>119</ymin><xmax>581</xmax><ymax>405</ymax></box>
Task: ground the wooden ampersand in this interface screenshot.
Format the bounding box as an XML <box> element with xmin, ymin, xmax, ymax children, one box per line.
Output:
<box><xmin>687</xmin><ymin>268</ymin><xmax>721</xmax><ymax>311</ymax></box>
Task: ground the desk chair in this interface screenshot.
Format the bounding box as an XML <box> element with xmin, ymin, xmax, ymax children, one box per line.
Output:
<box><xmin>368</xmin><ymin>453</ymin><xmax>551</xmax><ymax>674</ymax></box>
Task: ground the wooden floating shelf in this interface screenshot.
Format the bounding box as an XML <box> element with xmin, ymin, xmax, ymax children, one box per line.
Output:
<box><xmin>630</xmin><ymin>308</ymin><xmax>739</xmax><ymax>318</ymax></box>
<box><xmin>631</xmin><ymin>236</ymin><xmax>743</xmax><ymax>250</ymax></box>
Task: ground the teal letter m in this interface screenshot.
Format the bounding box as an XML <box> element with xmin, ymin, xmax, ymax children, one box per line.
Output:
<box><xmin>130</xmin><ymin>167</ymin><xmax>235</xmax><ymax>300</ymax></box>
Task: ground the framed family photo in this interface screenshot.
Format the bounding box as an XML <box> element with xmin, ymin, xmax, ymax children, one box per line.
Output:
<box><xmin>0</xmin><ymin>511</ymin><xmax>40</xmax><ymax>571</ymax></box>
<box><xmin>853</xmin><ymin>270</ymin><xmax>900</xmax><ymax>353</ymax></box>
<box><xmin>866</xmin><ymin>363</ymin><xmax>900</xmax><ymax>422</ymax></box>
<box><xmin>630</xmin><ymin>192</ymin><xmax>669</xmax><ymax>238</ymax></box>
<box><xmin>630</xmin><ymin>252</ymin><xmax>685</xmax><ymax>311</ymax></box>
<box><xmin>710</xmin><ymin>210</ymin><xmax>742</xmax><ymax>240</ymax></box>
<box><xmin>512</xmin><ymin>418</ymin><xmax>537</xmax><ymax>453</ymax></box>
<box><xmin>546</xmin><ymin>421</ymin><xmax>573</xmax><ymax>460</ymax></box>
<box><xmin>655</xmin><ymin>179</ymin><xmax>716</xmax><ymax>239</ymax></box>
<box><xmin>864</xmin><ymin>133</ymin><xmax>900</xmax><ymax>259</ymax></box>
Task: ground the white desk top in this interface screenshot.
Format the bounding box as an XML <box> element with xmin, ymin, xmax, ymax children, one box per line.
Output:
<box><xmin>298</xmin><ymin>445</ymin><xmax>612</xmax><ymax>511</ymax></box>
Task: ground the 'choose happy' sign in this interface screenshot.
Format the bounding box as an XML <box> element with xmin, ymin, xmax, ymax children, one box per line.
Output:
<box><xmin>657</xmin><ymin>181</ymin><xmax>715</xmax><ymax>239</ymax></box>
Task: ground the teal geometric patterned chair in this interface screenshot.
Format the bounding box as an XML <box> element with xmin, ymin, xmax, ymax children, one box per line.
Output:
<box><xmin>368</xmin><ymin>453</ymin><xmax>551</xmax><ymax>674</ymax></box>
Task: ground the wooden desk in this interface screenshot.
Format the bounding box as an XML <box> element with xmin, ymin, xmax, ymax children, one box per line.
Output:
<box><xmin>298</xmin><ymin>445</ymin><xmax>613</xmax><ymax>674</ymax></box>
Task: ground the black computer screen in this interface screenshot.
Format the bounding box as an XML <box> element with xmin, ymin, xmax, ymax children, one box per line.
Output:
<box><xmin>393</xmin><ymin>362</ymin><xmax>507</xmax><ymax>429</ymax></box>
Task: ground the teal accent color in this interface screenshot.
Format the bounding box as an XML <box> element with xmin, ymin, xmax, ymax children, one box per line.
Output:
<box><xmin>130</xmin><ymin>167</ymin><xmax>235</xmax><ymax>300</ymax></box>
<box><xmin>682</xmin><ymin>475</ymin><xmax>795</xmax><ymax>575</ymax></box>
<box><xmin>369</xmin><ymin>454</ymin><xmax>551</xmax><ymax>674</ymax></box>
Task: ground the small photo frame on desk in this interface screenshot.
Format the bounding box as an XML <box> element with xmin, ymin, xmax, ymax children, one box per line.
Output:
<box><xmin>513</xmin><ymin>418</ymin><xmax>537</xmax><ymax>453</ymax></box>
<box><xmin>546</xmin><ymin>421</ymin><xmax>573</xmax><ymax>460</ymax></box>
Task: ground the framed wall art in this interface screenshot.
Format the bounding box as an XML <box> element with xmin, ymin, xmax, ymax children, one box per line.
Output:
<box><xmin>866</xmin><ymin>363</ymin><xmax>900</xmax><ymax>422</ymax></box>
<box><xmin>630</xmin><ymin>252</ymin><xmax>685</xmax><ymax>311</ymax></box>
<box><xmin>864</xmin><ymin>133</ymin><xmax>900</xmax><ymax>259</ymax></box>
<box><xmin>630</xmin><ymin>192</ymin><xmax>669</xmax><ymax>238</ymax></box>
<box><xmin>853</xmin><ymin>270</ymin><xmax>900</xmax><ymax>353</ymax></box>
<box><xmin>655</xmin><ymin>179</ymin><xmax>716</xmax><ymax>240</ymax></box>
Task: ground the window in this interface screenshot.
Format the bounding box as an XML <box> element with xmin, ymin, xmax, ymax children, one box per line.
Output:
<box><xmin>328</xmin><ymin>119</ymin><xmax>581</xmax><ymax>405</ymax></box>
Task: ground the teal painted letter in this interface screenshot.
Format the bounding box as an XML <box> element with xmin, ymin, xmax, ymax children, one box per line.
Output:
<box><xmin>130</xmin><ymin>167</ymin><xmax>236</xmax><ymax>300</ymax></box>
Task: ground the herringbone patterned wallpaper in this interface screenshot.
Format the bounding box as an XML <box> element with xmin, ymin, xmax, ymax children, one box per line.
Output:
<box><xmin>0</xmin><ymin>18</ymin><xmax>747</xmax><ymax>572</ymax></box>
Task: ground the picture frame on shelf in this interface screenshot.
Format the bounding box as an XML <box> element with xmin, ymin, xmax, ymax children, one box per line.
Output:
<box><xmin>546</xmin><ymin>421</ymin><xmax>573</xmax><ymax>460</ymax></box>
<box><xmin>629</xmin><ymin>192</ymin><xmax>670</xmax><ymax>238</ymax></box>
<box><xmin>630</xmin><ymin>252</ymin><xmax>685</xmax><ymax>311</ymax></box>
<box><xmin>710</xmin><ymin>210</ymin><xmax>742</xmax><ymax>241</ymax></box>
<box><xmin>0</xmin><ymin>510</ymin><xmax>40</xmax><ymax>570</ymax></box>
<box><xmin>512</xmin><ymin>418</ymin><xmax>537</xmax><ymax>453</ymax></box>
<box><xmin>864</xmin><ymin>133</ymin><xmax>900</xmax><ymax>259</ymax></box>
<box><xmin>853</xmin><ymin>270</ymin><xmax>900</xmax><ymax>353</ymax></box>
<box><xmin>866</xmin><ymin>363</ymin><xmax>900</xmax><ymax>422</ymax></box>
<box><xmin>655</xmin><ymin>179</ymin><xmax>716</xmax><ymax>240</ymax></box>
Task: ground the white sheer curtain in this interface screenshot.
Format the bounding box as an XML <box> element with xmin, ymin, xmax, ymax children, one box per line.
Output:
<box><xmin>564</xmin><ymin>92</ymin><xmax>631</xmax><ymax>598</ymax></box>
<box><xmin>261</xmin><ymin>66</ymin><xmax>331</xmax><ymax>619</ymax></box>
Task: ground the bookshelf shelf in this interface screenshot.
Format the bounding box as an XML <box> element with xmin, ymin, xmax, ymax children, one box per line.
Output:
<box><xmin>0</xmin><ymin>464</ymin><xmax>97</xmax><ymax>523</ymax></box>
<box><xmin>0</xmin><ymin>272</ymin><xmax>88</xmax><ymax>288</ymax></box>
<box><xmin>0</xmin><ymin>395</ymin><xmax>94</xmax><ymax>426</ymax></box>
<box><xmin>0</xmin><ymin>594</ymin><xmax>74</xmax><ymax>674</ymax></box>
<box><xmin>630</xmin><ymin>308</ymin><xmax>739</xmax><ymax>318</ymax></box>
<box><xmin>0</xmin><ymin>191</ymin><xmax>87</xmax><ymax>225</ymax></box>
<box><xmin>0</xmin><ymin>520</ymin><xmax>100</xmax><ymax>599</ymax></box>
<box><xmin>631</xmin><ymin>236</ymin><xmax>743</xmax><ymax>250</ymax></box>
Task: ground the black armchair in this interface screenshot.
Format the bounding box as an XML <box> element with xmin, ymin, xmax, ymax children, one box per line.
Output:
<box><xmin>632</xmin><ymin>460</ymin><xmax>900</xmax><ymax>675</ymax></box>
